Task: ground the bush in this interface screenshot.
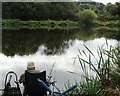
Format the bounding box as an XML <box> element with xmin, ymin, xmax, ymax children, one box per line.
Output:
<box><xmin>77</xmin><ymin>10</ymin><xmax>97</xmax><ymax>27</ymax></box>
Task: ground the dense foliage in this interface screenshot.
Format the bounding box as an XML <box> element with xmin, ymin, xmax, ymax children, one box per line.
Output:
<box><xmin>2</xmin><ymin>2</ymin><xmax>120</xmax><ymax>27</ymax></box>
<box><xmin>77</xmin><ymin>10</ymin><xmax>97</xmax><ymax>26</ymax></box>
<box><xmin>2</xmin><ymin>2</ymin><xmax>79</xmax><ymax>20</ymax></box>
<box><xmin>64</xmin><ymin>46</ymin><xmax>120</xmax><ymax>96</ymax></box>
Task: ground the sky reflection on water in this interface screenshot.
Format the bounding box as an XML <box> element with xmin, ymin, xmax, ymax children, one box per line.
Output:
<box><xmin>0</xmin><ymin>37</ymin><xmax>118</xmax><ymax>94</ymax></box>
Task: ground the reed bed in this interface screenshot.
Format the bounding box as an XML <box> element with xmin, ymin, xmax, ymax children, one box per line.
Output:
<box><xmin>63</xmin><ymin>45</ymin><xmax>120</xmax><ymax>96</ymax></box>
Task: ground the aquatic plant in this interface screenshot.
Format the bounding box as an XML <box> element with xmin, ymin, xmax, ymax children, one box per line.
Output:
<box><xmin>77</xmin><ymin>45</ymin><xmax>120</xmax><ymax>95</ymax></box>
<box><xmin>64</xmin><ymin>44</ymin><xmax>120</xmax><ymax>96</ymax></box>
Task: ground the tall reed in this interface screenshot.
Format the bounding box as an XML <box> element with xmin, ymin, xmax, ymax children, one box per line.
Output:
<box><xmin>62</xmin><ymin>44</ymin><xmax>120</xmax><ymax>96</ymax></box>
<box><xmin>76</xmin><ymin>45</ymin><xmax>120</xmax><ymax>95</ymax></box>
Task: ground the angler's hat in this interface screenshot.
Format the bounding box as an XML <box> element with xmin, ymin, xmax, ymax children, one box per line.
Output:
<box><xmin>27</xmin><ymin>61</ymin><xmax>35</xmax><ymax>70</ymax></box>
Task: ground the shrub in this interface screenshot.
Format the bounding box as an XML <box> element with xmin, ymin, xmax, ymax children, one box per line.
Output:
<box><xmin>77</xmin><ymin>10</ymin><xmax>97</xmax><ymax>27</ymax></box>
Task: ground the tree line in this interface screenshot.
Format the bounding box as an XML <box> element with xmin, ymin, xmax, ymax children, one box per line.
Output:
<box><xmin>2</xmin><ymin>2</ymin><xmax>120</xmax><ymax>22</ymax></box>
<box><xmin>2</xmin><ymin>2</ymin><xmax>79</xmax><ymax>20</ymax></box>
<box><xmin>79</xmin><ymin>2</ymin><xmax>120</xmax><ymax>21</ymax></box>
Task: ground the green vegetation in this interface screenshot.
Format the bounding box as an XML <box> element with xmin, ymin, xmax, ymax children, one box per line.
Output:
<box><xmin>2</xmin><ymin>2</ymin><xmax>120</xmax><ymax>29</ymax></box>
<box><xmin>63</xmin><ymin>45</ymin><xmax>120</xmax><ymax>96</ymax></box>
<box><xmin>2</xmin><ymin>2</ymin><xmax>78</xmax><ymax>20</ymax></box>
<box><xmin>3</xmin><ymin>19</ymin><xmax>78</xmax><ymax>30</ymax></box>
<box><xmin>2</xmin><ymin>2</ymin><xmax>120</xmax><ymax>95</ymax></box>
<box><xmin>77</xmin><ymin>10</ymin><xmax>97</xmax><ymax>27</ymax></box>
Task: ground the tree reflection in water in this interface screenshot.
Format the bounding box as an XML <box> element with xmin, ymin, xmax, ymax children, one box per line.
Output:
<box><xmin>2</xmin><ymin>29</ymin><xmax>76</xmax><ymax>56</ymax></box>
<box><xmin>2</xmin><ymin>28</ymin><xmax>119</xmax><ymax>56</ymax></box>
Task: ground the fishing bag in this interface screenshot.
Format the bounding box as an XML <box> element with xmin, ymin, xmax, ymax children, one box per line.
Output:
<box><xmin>2</xmin><ymin>71</ymin><xmax>22</xmax><ymax>96</ymax></box>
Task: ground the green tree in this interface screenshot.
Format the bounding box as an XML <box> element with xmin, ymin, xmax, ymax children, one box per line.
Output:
<box><xmin>105</xmin><ymin>3</ymin><xmax>118</xmax><ymax>16</ymax></box>
<box><xmin>2</xmin><ymin>2</ymin><xmax>79</xmax><ymax>21</ymax></box>
<box><xmin>77</xmin><ymin>10</ymin><xmax>97</xmax><ymax>27</ymax></box>
<box><xmin>99</xmin><ymin>2</ymin><xmax>120</xmax><ymax>21</ymax></box>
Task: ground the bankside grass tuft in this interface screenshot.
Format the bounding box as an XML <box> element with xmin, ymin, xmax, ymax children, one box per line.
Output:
<box><xmin>64</xmin><ymin>45</ymin><xmax>120</xmax><ymax>96</ymax></box>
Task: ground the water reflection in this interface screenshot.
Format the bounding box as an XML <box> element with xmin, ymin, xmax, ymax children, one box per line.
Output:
<box><xmin>2</xmin><ymin>28</ymin><xmax>99</xmax><ymax>56</ymax></box>
<box><xmin>0</xmin><ymin>28</ymin><xmax>119</xmax><ymax>94</ymax></box>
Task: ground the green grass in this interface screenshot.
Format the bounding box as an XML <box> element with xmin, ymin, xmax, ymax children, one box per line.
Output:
<box><xmin>2</xmin><ymin>19</ymin><xmax>78</xmax><ymax>30</ymax></box>
<box><xmin>63</xmin><ymin>45</ymin><xmax>120</xmax><ymax>96</ymax></box>
<box><xmin>95</xmin><ymin>20</ymin><xmax>119</xmax><ymax>28</ymax></box>
<box><xmin>2</xmin><ymin>19</ymin><xmax>119</xmax><ymax>30</ymax></box>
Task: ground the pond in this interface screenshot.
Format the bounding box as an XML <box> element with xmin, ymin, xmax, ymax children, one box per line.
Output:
<box><xmin>0</xmin><ymin>28</ymin><xmax>119</xmax><ymax>93</ymax></box>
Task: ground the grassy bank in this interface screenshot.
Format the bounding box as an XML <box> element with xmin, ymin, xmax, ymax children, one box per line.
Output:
<box><xmin>2</xmin><ymin>19</ymin><xmax>119</xmax><ymax>30</ymax></box>
<box><xmin>2</xmin><ymin>19</ymin><xmax>78</xmax><ymax>30</ymax></box>
<box><xmin>95</xmin><ymin>20</ymin><xmax>119</xmax><ymax>28</ymax></box>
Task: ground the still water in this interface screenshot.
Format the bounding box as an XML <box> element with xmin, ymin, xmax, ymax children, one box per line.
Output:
<box><xmin>0</xmin><ymin>28</ymin><xmax>119</xmax><ymax>93</ymax></box>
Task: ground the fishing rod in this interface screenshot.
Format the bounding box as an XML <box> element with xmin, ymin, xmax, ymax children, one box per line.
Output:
<box><xmin>47</xmin><ymin>62</ymin><xmax>55</xmax><ymax>80</ymax></box>
<box><xmin>53</xmin><ymin>71</ymin><xmax>56</xmax><ymax>91</ymax></box>
<box><xmin>47</xmin><ymin>62</ymin><xmax>57</xmax><ymax>92</ymax></box>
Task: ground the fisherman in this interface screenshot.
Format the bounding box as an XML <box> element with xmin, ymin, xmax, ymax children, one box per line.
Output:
<box><xmin>19</xmin><ymin>61</ymin><xmax>40</xmax><ymax>84</ymax></box>
<box><xmin>19</xmin><ymin>61</ymin><xmax>40</xmax><ymax>96</ymax></box>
